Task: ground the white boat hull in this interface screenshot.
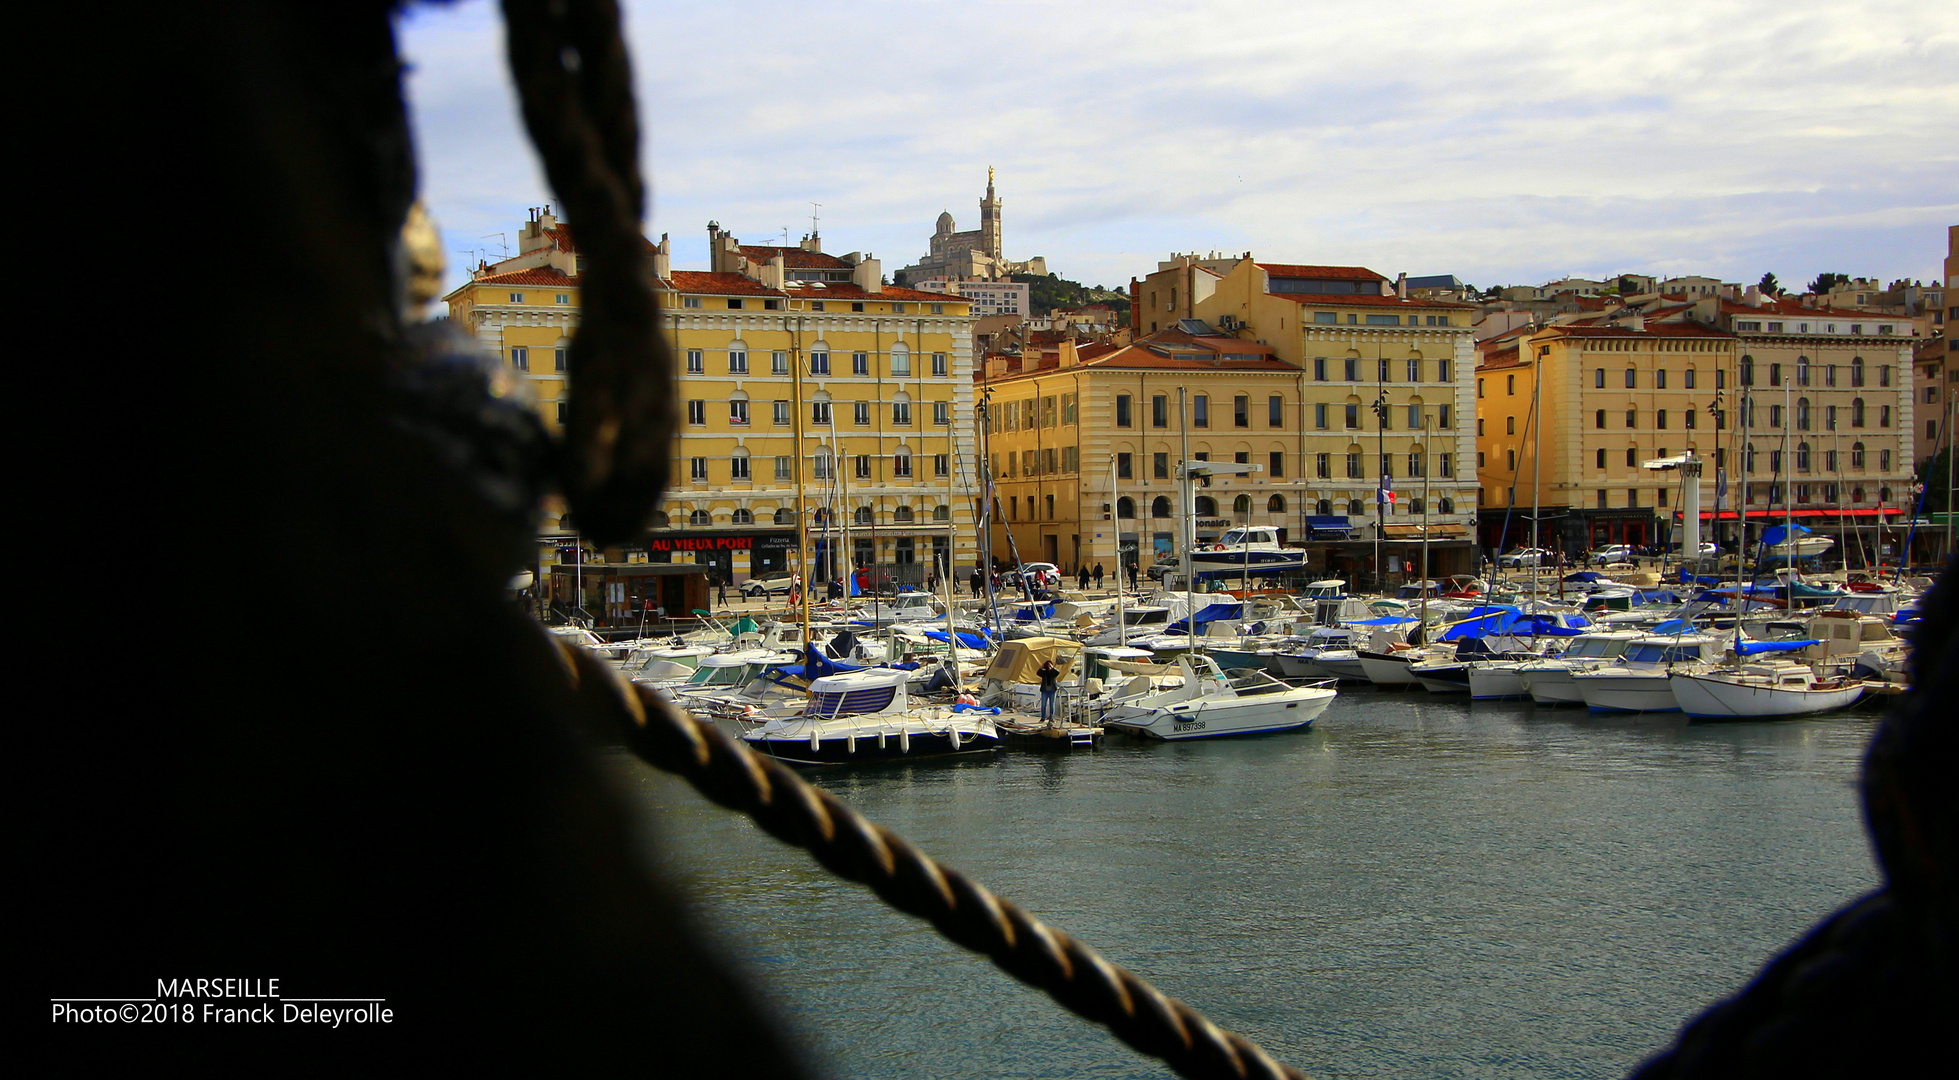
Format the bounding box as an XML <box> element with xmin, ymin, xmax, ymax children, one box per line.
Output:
<box><xmin>1309</xmin><ymin>651</ymin><xmax>1370</xmax><ymax>681</ymax></box>
<box><xmin>1668</xmin><ymin>673</ymin><xmax>1866</xmax><ymax>719</ymax></box>
<box><xmin>1466</xmin><ymin>663</ymin><xmax>1529</xmax><ymax>701</ymax></box>
<box><xmin>1520</xmin><ymin>666</ymin><xmax>1586</xmax><ymax>706</ymax></box>
<box><xmin>1106</xmin><ymin>688</ymin><xmax>1334</xmax><ymax>740</ymax></box>
<box><xmin>1358</xmin><ymin>652</ymin><xmax>1420</xmax><ymax>687</ymax></box>
<box><xmin>1574</xmin><ymin>671</ymin><xmax>1681</xmax><ymax>713</ymax></box>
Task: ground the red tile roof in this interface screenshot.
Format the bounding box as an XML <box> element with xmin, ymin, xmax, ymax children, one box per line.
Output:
<box><xmin>537</xmin><ymin>224</ymin><xmax>659</xmax><ymax>255</ymax></box>
<box><xmin>1270</xmin><ymin>291</ymin><xmax>1476</xmax><ymax>309</ymax></box>
<box><xmin>1477</xmin><ymin>346</ymin><xmax>1523</xmax><ymax>369</ymax></box>
<box><xmin>477</xmin><ymin>266</ymin><xmax>580</xmax><ymax>287</ymax></box>
<box><xmin>1546</xmin><ymin>322</ymin><xmax>1734</xmax><ymax>339</ymax></box>
<box><xmin>736</xmin><ymin>244</ymin><xmax>851</xmax><ymax>270</ymax></box>
<box><xmin>657</xmin><ymin>271</ymin><xmax>787</xmax><ymax>297</ymax></box>
<box><xmin>1257</xmin><ymin>263</ymin><xmax>1385</xmax><ymax>281</ymax></box>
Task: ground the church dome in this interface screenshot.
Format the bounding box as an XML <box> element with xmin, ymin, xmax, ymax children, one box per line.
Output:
<box><xmin>935</xmin><ymin>211</ymin><xmax>955</xmax><ymax>235</ymax></box>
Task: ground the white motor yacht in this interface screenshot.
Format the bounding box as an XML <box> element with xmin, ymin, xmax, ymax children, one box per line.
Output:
<box><xmin>1186</xmin><ymin>526</ymin><xmax>1307</xmax><ymax>577</ymax></box>
<box><xmin>1098</xmin><ymin>654</ymin><xmax>1335</xmax><ymax>740</ymax></box>
<box><xmin>741</xmin><ymin>667</ymin><xmax>1002</xmax><ymax>766</ymax></box>
<box><xmin>1515</xmin><ymin>630</ymin><xmax>1645</xmax><ymax>706</ymax></box>
<box><xmin>1571</xmin><ymin>633</ymin><xmax>1727</xmax><ymax>713</ymax></box>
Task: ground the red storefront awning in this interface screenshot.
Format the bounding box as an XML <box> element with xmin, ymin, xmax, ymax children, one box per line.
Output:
<box><xmin>1685</xmin><ymin>508</ymin><xmax>1901</xmax><ymax>521</ymax></box>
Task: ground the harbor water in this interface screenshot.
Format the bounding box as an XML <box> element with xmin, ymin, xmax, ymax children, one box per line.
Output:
<box><xmin>606</xmin><ymin>689</ymin><xmax>1881</xmax><ymax>1080</ymax></box>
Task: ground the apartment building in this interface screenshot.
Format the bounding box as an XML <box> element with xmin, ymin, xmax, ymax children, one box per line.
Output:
<box><xmin>1476</xmin><ymin>292</ymin><xmax>1916</xmax><ymax>557</ymax></box>
<box><xmin>445</xmin><ymin>208</ymin><xmax>981</xmax><ymax>589</ymax></box>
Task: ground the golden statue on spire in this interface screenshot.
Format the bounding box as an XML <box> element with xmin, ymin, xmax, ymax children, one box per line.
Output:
<box><xmin>988</xmin><ymin>165</ymin><xmax>994</xmax><ymax>186</ymax></box>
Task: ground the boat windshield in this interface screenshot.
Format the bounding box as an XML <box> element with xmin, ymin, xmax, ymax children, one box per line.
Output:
<box><xmin>1125</xmin><ymin>609</ymin><xmax>1167</xmax><ymax>626</ymax></box>
<box><xmin>1220</xmin><ymin>530</ymin><xmax>1245</xmax><ymax>545</ymax></box>
<box><xmin>688</xmin><ymin>664</ymin><xmax>746</xmax><ymax>686</ymax></box>
<box><xmin>808</xmin><ymin>686</ymin><xmax>897</xmax><ymax>718</ymax></box>
<box><xmin>1567</xmin><ymin>638</ymin><xmax>1616</xmax><ymax>658</ymax></box>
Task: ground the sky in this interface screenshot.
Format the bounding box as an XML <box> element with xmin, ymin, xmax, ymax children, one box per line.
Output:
<box><xmin>398</xmin><ymin>0</ymin><xmax>1957</xmax><ymax>298</ymax></box>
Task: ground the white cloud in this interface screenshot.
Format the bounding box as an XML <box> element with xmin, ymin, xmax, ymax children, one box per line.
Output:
<box><xmin>400</xmin><ymin>0</ymin><xmax>1958</xmax><ymax>295</ymax></box>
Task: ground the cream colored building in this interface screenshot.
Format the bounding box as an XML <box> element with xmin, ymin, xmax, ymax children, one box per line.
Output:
<box><xmin>446</xmin><ymin>208</ymin><xmax>982</xmax><ymax>591</ymax></box>
<box><xmin>1475</xmin><ymin>292</ymin><xmax>1916</xmax><ymax>557</ymax></box>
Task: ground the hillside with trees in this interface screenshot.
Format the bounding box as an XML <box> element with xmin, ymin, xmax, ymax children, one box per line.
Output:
<box><xmin>1010</xmin><ymin>272</ymin><xmax>1131</xmax><ymax>318</ymax></box>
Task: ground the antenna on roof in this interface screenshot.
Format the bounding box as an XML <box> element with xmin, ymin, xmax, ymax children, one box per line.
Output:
<box><xmin>481</xmin><ymin>233</ymin><xmax>508</xmax><ymax>260</ymax></box>
<box><xmin>810</xmin><ymin>202</ymin><xmax>821</xmax><ymax>239</ymax></box>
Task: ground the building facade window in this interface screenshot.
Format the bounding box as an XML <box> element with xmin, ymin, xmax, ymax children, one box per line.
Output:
<box><xmin>1116</xmin><ymin>394</ymin><xmax>1132</xmax><ymax>427</ymax></box>
<box><xmin>1268</xmin><ymin>396</ymin><xmax>1284</xmax><ymax>427</ymax></box>
<box><xmin>511</xmin><ymin>346</ymin><xmax>529</xmax><ymax>371</ymax></box>
<box><xmin>687</xmin><ymin>400</ymin><xmax>706</xmax><ymax>425</ymax></box>
<box><xmin>728</xmin><ymin>349</ymin><xmax>747</xmax><ymax>374</ymax></box>
<box><xmin>1193</xmin><ymin>395</ymin><xmax>1209</xmax><ymax>427</ymax></box>
<box><xmin>1152</xmin><ymin>395</ymin><xmax>1168</xmax><ymax>428</ymax></box>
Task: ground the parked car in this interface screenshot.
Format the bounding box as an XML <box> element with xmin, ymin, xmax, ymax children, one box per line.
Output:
<box><xmin>1669</xmin><ymin>541</ymin><xmax>1719</xmax><ymax>558</ymax></box>
<box><xmin>1496</xmin><ymin>547</ymin><xmax>1554</xmax><ymax>568</ymax></box>
<box><xmin>740</xmin><ymin>572</ymin><xmax>797</xmax><ymax>598</ymax></box>
<box><xmin>1001</xmin><ymin>562</ymin><xmax>1060</xmax><ymax>589</ymax></box>
<box><xmin>1146</xmin><ymin>556</ymin><xmax>1180</xmax><ymax>581</ymax></box>
<box><xmin>1587</xmin><ymin>544</ymin><xmax>1637</xmax><ymax>566</ymax></box>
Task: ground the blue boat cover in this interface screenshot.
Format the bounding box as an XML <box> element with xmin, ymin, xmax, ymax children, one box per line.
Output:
<box><xmin>1650</xmin><ymin>618</ymin><xmax>1695</xmax><ymax>635</ymax></box>
<box><xmin>1631</xmin><ymin>590</ymin><xmax>1682</xmax><ymax>605</ymax></box>
<box><xmin>1678</xmin><ymin>570</ymin><xmax>1724</xmax><ymax>586</ymax></box>
<box><xmin>1348</xmin><ymin>615</ymin><xmax>1418</xmax><ymax>626</ymax></box>
<box><xmin>1563</xmin><ymin>571</ymin><xmax>1603</xmax><ymax>583</ymax></box>
<box><xmin>951</xmin><ymin>703</ymin><xmax>1002</xmax><ymax>714</ymax></box>
<box><xmin>1761</xmin><ymin>523</ymin><xmax>1813</xmax><ymax>547</ymax></box>
<box><xmin>1736</xmin><ymin>638</ymin><xmax>1820</xmax><ymax>656</ymax></box>
<box><xmin>1167</xmin><ymin>601</ymin><xmax>1244</xmax><ymax>634</ymax></box>
<box><xmin>924</xmin><ymin>629</ymin><xmax>992</xmax><ymax>649</ymax></box>
<box><xmin>1440</xmin><ymin>610</ymin><xmax>1587</xmax><ymax>641</ymax></box>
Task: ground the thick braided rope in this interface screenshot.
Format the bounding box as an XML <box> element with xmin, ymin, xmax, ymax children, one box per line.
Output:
<box><xmin>502</xmin><ymin>0</ymin><xmax>670</xmax><ymax>546</ymax></box>
<box><xmin>556</xmin><ymin>641</ymin><xmax>1306</xmax><ymax>1080</ymax></box>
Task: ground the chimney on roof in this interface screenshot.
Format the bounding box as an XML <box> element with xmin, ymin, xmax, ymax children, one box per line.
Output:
<box><xmin>1744</xmin><ymin>284</ymin><xmax>1764</xmax><ymax>308</ymax></box>
<box><xmin>801</xmin><ymin>231</ymin><xmax>822</xmax><ymax>253</ymax></box>
<box><xmin>1396</xmin><ymin>273</ymin><xmax>1408</xmax><ymax>299</ymax></box>
<box><xmin>650</xmin><ymin>233</ymin><xmax>670</xmax><ymax>281</ymax></box>
<box><xmin>1627</xmin><ymin>314</ymin><xmax>1645</xmax><ymax>332</ymax></box>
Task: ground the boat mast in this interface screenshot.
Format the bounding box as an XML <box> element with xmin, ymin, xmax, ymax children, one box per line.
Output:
<box><xmin>832</xmin><ymin>410</ymin><xmax>848</xmax><ymax>602</ymax></box>
<box><xmin>1180</xmin><ymin>387</ymin><xmax>1195</xmax><ymax>656</ymax></box>
<box><xmin>1420</xmin><ymin>408</ymin><xmax>1432</xmax><ymax>628</ymax></box>
<box><xmin>1111</xmin><ymin>453</ymin><xmax>1127</xmax><ymax>646</ymax></box>
<box><xmin>944</xmin><ymin>441</ymin><xmax>961</xmax><ymax>685</ymax></box>
<box><xmin>790</xmin><ymin>317</ymin><xmax>812</xmax><ymax>643</ymax></box>
<box><xmin>1529</xmin><ymin>349</ymin><xmax>1542</xmax><ymax>607</ymax></box>
<box><xmin>1784</xmin><ymin>371</ymin><xmax>1795</xmax><ymax>581</ymax></box>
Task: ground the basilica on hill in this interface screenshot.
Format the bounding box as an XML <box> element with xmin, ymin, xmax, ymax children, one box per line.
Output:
<box><xmin>897</xmin><ymin>170</ymin><xmax>1047</xmax><ymax>284</ymax></box>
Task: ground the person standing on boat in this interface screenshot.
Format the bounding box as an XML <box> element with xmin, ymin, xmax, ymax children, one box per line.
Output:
<box><xmin>1037</xmin><ymin>657</ymin><xmax>1061</xmax><ymax>723</ymax></box>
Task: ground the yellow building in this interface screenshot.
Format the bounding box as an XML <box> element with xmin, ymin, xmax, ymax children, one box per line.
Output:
<box><xmin>978</xmin><ymin>320</ymin><xmax>1478</xmax><ymax>587</ymax></box>
<box><xmin>445</xmin><ymin>209</ymin><xmax>981</xmax><ymax>593</ymax></box>
<box><xmin>1474</xmin><ymin>296</ymin><xmax>1914</xmax><ymax>557</ymax></box>
<box><xmin>1189</xmin><ymin>258</ymin><xmax>1482</xmax><ymax>578</ymax></box>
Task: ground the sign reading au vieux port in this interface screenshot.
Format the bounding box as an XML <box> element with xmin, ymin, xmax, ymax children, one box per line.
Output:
<box><xmin>644</xmin><ymin>531</ymin><xmax>797</xmax><ymax>553</ymax></box>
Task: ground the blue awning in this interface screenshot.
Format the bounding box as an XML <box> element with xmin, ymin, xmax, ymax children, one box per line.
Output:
<box><xmin>1736</xmin><ymin>638</ymin><xmax>1820</xmax><ymax>656</ymax></box>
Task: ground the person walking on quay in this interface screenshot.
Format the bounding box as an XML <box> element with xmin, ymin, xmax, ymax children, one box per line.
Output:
<box><xmin>969</xmin><ymin>566</ymin><xmax>983</xmax><ymax>597</ymax></box>
<box><xmin>1125</xmin><ymin>561</ymin><xmax>1139</xmax><ymax>590</ymax></box>
<box><xmin>1077</xmin><ymin>565</ymin><xmax>1091</xmax><ymax>591</ymax></box>
<box><xmin>1093</xmin><ymin>562</ymin><xmax>1105</xmax><ymax>589</ymax></box>
<box><xmin>1037</xmin><ymin>656</ymin><xmax>1061</xmax><ymax>724</ymax></box>
<box><xmin>716</xmin><ymin>575</ymin><xmax>728</xmax><ymax>608</ymax></box>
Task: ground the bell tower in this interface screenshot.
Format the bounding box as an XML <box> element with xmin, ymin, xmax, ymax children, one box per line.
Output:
<box><xmin>979</xmin><ymin>167</ymin><xmax>1002</xmax><ymax>264</ymax></box>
